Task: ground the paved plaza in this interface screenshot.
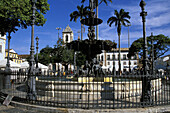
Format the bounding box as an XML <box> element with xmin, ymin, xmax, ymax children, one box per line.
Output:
<box><xmin>0</xmin><ymin>102</ymin><xmax>170</xmax><ymax>113</ymax></box>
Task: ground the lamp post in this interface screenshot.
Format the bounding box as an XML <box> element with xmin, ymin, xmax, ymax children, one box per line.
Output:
<box><xmin>96</xmin><ymin>0</ymin><xmax>99</xmax><ymax>40</ymax></box>
<box><xmin>77</xmin><ymin>30</ymin><xmax>80</xmax><ymax>40</ymax></box>
<box><xmin>56</xmin><ymin>27</ymin><xmax>61</xmax><ymax>72</ymax></box>
<box><xmin>27</xmin><ymin>0</ymin><xmax>37</xmax><ymax>100</ymax></box>
<box><xmin>112</xmin><ymin>40</ymin><xmax>116</xmax><ymax>75</ymax></box>
<box><xmin>5</xmin><ymin>34</ymin><xmax>12</xmax><ymax>89</ymax></box>
<box><xmin>74</xmin><ymin>52</ymin><xmax>77</xmax><ymax>74</ymax></box>
<box><xmin>126</xmin><ymin>24</ymin><xmax>131</xmax><ymax>73</ymax></box>
<box><xmin>36</xmin><ymin>36</ymin><xmax>39</xmax><ymax>69</ymax></box>
<box><xmin>56</xmin><ymin>27</ymin><xmax>61</xmax><ymax>40</ymax></box>
<box><xmin>140</xmin><ymin>0</ymin><xmax>151</xmax><ymax>105</ymax></box>
<box><xmin>151</xmin><ymin>32</ymin><xmax>155</xmax><ymax>75</ymax></box>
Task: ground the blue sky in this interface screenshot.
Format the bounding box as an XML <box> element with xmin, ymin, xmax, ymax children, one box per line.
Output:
<box><xmin>8</xmin><ymin>0</ymin><xmax>170</xmax><ymax>55</ymax></box>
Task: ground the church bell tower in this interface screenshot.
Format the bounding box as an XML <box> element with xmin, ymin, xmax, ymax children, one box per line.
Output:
<box><xmin>62</xmin><ymin>25</ymin><xmax>74</xmax><ymax>44</ymax></box>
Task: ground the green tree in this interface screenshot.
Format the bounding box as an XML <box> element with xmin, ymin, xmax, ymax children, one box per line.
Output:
<box><xmin>76</xmin><ymin>52</ymin><xmax>86</xmax><ymax>67</ymax></box>
<box><xmin>61</xmin><ymin>48</ymin><xmax>74</xmax><ymax>71</ymax></box>
<box><xmin>38</xmin><ymin>45</ymin><xmax>74</xmax><ymax>71</ymax></box>
<box><xmin>128</xmin><ymin>34</ymin><xmax>170</xmax><ymax>63</ymax></box>
<box><xmin>52</xmin><ymin>37</ymin><xmax>64</xmax><ymax>66</ymax></box>
<box><xmin>70</xmin><ymin>5</ymin><xmax>89</xmax><ymax>40</ymax></box>
<box><xmin>107</xmin><ymin>9</ymin><xmax>131</xmax><ymax>75</ymax></box>
<box><xmin>0</xmin><ymin>0</ymin><xmax>49</xmax><ymax>35</ymax></box>
<box><xmin>38</xmin><ymin>45</ymin><xmax>53</xmax><ymax>65</ymax></box>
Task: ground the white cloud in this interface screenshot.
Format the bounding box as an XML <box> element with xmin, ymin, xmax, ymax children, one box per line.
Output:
<box><xmin>147</xmin><ymin>12</ymin><xmax>170</xmax><ymax>27</ymax></box>
<box><xmin>98</xmin><ymin>0</ymin><xmax>170</xmax><ymax>46</ymax></box>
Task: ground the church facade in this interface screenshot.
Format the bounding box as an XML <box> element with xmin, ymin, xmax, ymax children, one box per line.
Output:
<box><xmin>62</xmin><ymin>25</ymin><xmax>74</xmax><ymax>44</ymax></box>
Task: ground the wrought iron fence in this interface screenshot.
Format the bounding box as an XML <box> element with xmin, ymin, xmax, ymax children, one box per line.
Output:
<box><xmin>0</xmin><ymin>70</ymin><xmax>170</xmax><ymax>109</ymax></box>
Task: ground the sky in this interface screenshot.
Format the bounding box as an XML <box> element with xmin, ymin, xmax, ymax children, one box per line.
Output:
<box><xmin>8</xmin><ymin>0</ymin><xmax>170</xmax><ymax>55</ymax></box>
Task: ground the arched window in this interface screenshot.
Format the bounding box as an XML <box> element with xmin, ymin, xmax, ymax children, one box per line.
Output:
<box><xmin>66</xmin><ymin>35</ymin><xmax>68</xmax><ymax>42</ymax></box>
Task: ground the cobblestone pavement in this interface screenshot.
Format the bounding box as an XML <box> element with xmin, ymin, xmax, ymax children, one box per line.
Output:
<box><xmin>0</xmin><ymin>103</ymin><xmax>170</xmax><ymax>113</ymax></box>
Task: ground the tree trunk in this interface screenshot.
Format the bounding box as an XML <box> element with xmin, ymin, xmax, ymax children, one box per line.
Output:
<box><xmin>118</xmin><ymin>34</ymin><xmax>121</xmax><ymax>75</ymax></box>
<box><xmin>81</xmin><ymin>24</ymin><xmax>83</xmax><ymax>40</ymax></box>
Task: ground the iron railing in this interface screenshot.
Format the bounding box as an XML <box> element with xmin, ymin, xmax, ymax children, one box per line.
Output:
<box><xmin>0</xmin><ymin>70</ymin><xmax>169</xmax><ymax>109</ymax></box>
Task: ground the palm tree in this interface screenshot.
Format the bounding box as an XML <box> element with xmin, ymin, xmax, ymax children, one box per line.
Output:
<box><xmin>107</xmin><ymin>9</ymin><xmax>130</xmax><ymax>75</ymax></box>
<box><xmin>70</xmin><ymin>5</ymin><xmax>89</xmax><ymax>40</ymax></box>
<box><xmin>81</xmin><ymin>0</ymin><xmax>112</xmax><ymax>6</ymax></box>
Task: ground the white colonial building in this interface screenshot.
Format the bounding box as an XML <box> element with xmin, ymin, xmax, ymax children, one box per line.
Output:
<box><xmin>97</xmin><ymin>48</ymin><xmax>138</xmax><ymax>73</ymax></box>
<box><xmin>0</xmin><ymin>34</ymin><xmax>6</xmax><ymax>60</ymax></box>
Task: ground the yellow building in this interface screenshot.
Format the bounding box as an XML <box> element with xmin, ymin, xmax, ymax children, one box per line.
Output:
<box><xmin>5</xmin><ymin>49</ymin><xmax>23</xmax><ymax>64</ymax></box>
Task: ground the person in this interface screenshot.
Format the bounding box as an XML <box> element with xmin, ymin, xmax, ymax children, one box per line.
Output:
<box><xmin>71</xmin><ymin>70</ymin><xmax>73</xmax><ymax>74</ymax></box>
<box><xmin>63</xmin><ymin>71</ymin><xmax>65</xmax><ymax>76</ymax></box>
<box><xmin>98</xmin><ymin>61</ymin><xmax>104</xmax><ymax>76</ymax></box>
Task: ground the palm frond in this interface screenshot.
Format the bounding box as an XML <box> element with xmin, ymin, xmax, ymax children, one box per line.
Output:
<box><xmin>114</xmin><ymin>10</ymin><xmax>119</xmax><ymax>19</ymax></box>
<box><xmin>81</xmin><ymin>0</ymin><xmax>85</xmax><ymax>3</ymax></box>
<box><xmin>107</xmin><ymin>16</ymin><xmax>117</xmax><ymax>27</ymax></box>
<box><xmin>122</xmin><ymin>19</ymin><xmax>130</xmax><ymax>25</ymax></box>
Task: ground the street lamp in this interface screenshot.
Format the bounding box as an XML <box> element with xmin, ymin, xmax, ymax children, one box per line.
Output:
<box><xmin>27</xmin><ymin>0</ymin><xmax>37</xmax><ymax>100</ymax></box>
<box><xmin>56</xmin><ymin>27</ymin><xmax>61</xmax><ymax>72</ymax></box>
<box><xmin>112</xmin><ymin>40</ymin><xmax>116</xmax><ymax>75</ymax></box>
<box><xmin>56</xmin><ymin>27</ymin><xmax>61</xmax><ymax>40</ymax></box>
<box><xmin>74</xmin><ymin>52</ymin><xmax>77</xmax><ymax>74</ymax></box>
<box><xmin>5</xmin><ymin>34</ymin><xmax>12</xmax><ymax>89</ymax></box>
<box><xmin>126</xmin><ymin>23</ymin><xmax>131</xmax><ymax>73</ymax></box>
<box><xmin>140</xmin><ymin>0</ymin><xmax>151</xmax><ymax>105</ymax></box>
<box><xmin>151</xmin><ymin>32</ymin><xmax>155</xmax><ymax>75</ymax></box>
<box><xmin>36</xmin><ymin>36</ymin><xmax>39</xmax><ymax>69</ymax></box>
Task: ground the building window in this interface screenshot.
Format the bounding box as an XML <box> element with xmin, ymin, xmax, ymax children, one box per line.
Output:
<box><xmin>123</xmin><ymin>54</ymin><xmax>126</xmax><ymax>60</ymax></box>
<box><xmin>107</xmin><ymin>55</ymin><xmax>110</xmax><ymax>60</ymax></box>
<box><xmin>101</xmin><ymin>55</ymin><xmax>103</xmax><ymax>61</ymax></box>
<box><xmin>113</xmin><ymin>61</ymin><xmax>115</xmax><ymax>65</ymax></box>
<box><xmin>123</xmin><ymin>62</ymin><xmax>126</xmax><ymax>65</ymax></box>
<box><xmin>134</xmin><ymin>61</ymin><xmax>137</xmax><ymax>65</ymax></box>
<box><xmin>66</xmin><ymin>35</ymin><xmax>68</xmax><ymax>42</ymax></box>
<box><xmin>108</xmin><ymin>62</ymin><xmax>110</xmax><ymax>65</ymax></box>
<box><xmin>112</xmin><ymin>55</ymin><xmax>115</xmax><ymax>60</ymax></box>
<box><xmin>0</xmin><ymin>45</ymin><xmax>2</xmax><ymax>53</ymax></box>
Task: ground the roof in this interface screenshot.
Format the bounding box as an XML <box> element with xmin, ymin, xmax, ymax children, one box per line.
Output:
<box><xmin>0</xmin><ymin>34</ymin><xmax>6</xmax><ymax>40</ymax></box>
<box><xmin>5</xmin><ymin>49</ymin><xmax>17</xmax><ymax>54</ymax></box>
<box><xmin>18</xmin><ymin>54</ymin><xmax>30</xmax><ymax>59</ymax></box>
<box><xmin>111</xmin><ymin>48</ymin><xmax>129</xmax><ymax>52</ymax></box>
<box><xmin>63</xmin><ymin>25</ymin><xmax>73</xmax><ymax>33</ymax></box>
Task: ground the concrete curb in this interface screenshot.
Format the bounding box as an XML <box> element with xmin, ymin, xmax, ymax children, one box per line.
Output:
<box><xmin>10</xmin><ymin>100</ymin><xmax>170</xmax><ymax>113</ymax></box>
<box><xmin>10</xmin><ymin>101</ymin><xmax>68</xmax><ymax>113</ymax></box>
